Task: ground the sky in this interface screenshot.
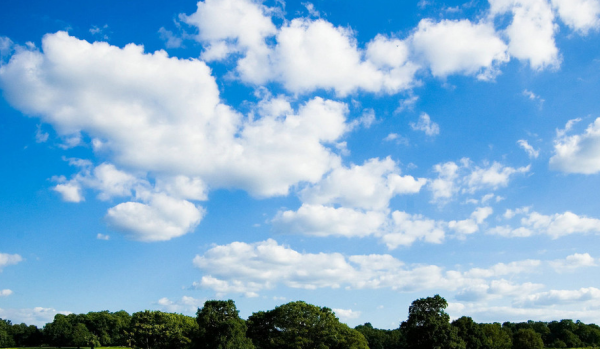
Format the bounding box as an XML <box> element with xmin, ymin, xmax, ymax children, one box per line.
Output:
<box><xmin>1</xmin><ymin>0</ymin><xmax>600</xmax><ymax>330</ymax></box>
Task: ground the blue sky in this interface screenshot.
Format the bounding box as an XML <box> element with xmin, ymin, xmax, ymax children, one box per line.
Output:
<box><xmin>2</xmin><ymin>0</ymin><xmax>600</xmax><ymax>329</ymax></box>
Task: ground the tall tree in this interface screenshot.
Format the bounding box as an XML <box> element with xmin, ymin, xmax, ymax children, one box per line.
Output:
<box><xmin>512</xmin><ymin>329</ymin><xmax>543</xmax><ymax>349</ymax></box>
<box><xmin>400</xmin><ymin>295</ymin><xmax>465</xmax><ymax>349</ymax></box>
<box><xmin>479</xmin><ymin>323</ymin><xmax>511</xmax><ymax>349</ymax></box>
<box><xmin>130</xmin><ymin>310</ymin><xmax>197</xmax><ymax>349</ymax></box>
<box><xmin>196</xmin><ymin>300</ymin><xmax>254</xmax><ymax>349</ymax></box>
<box><xmin>452</xmin><ymin>317</ymin><xmax>485</xmax><ymax>349</ymax></box>
<box><xmin>247</xmin><ymin>301</ymin><xmax>369</xmax><ymax>349</ymax></box>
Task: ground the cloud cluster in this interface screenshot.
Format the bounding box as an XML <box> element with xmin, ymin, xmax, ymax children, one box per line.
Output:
<box><xmin>0</xmin><ymin>307</ymin><xmax>71</xmax><ymax>327</ymax></box>
<box><xmin>551</xmin><ymin>117</ymin><xmax>600</xmax><ymax>174</ymax></box>
<box><xmin>490</xmin><ymin>208</ymin><xmax>600</xmax><ymax>238</ymax></box>
<box><xmin>192</xmin><ymin>239</ymin><xmax>549</xmax><ymax>297</ymax></box>
<box><xmin>181</xmin><ymin>0</ymin><xmax>600</xmax><ymax>96</ymax></box>
<box><xmin>0</xmin><ymin>32</ymin><xmax>357</xmax><ymax>240</ymax></box>
<box><xmin>157</xmin><ymin>296</ymin><xmax>205</xmax><ymax>314</ymax></box>
<box><xmin>429</xmin><ymin>159</ymin><xmax>530</xmax><ymax>203</ymax></box>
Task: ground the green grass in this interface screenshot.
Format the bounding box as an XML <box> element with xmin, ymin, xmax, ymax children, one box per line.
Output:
<box><xmin>5</xmin><ymin>347</ymin><xmax>129</xmax><ymax>349</ymax></box>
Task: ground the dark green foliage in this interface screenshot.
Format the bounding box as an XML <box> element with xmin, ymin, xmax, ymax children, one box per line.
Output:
<box><xmin>452</xmin><ymin>317</ymin><xmax>486</xmax><ymax>349</ymax></box>
<box><xmin>130</xmin><ymin>310</ymin><xmax>197</xmax><ymax>349</ymax></box>
<box><xmin>0</xmin><ymin>319</ymin><xmax>16</xmax><ymax>348</ymax></box>
<box><xmin>247</xmin><ymin>300</ymin><xmax>369</xmax><ymax>349</ymax></box>
<box><xmin>355</xmin><ymin>323</ymin><xmax>403</xmax><ymax>349</ymax></box>
<box><xmin>6</xmin><ymin>295</ymin><xmax>600</xmax><ymax>349</ymax></box>
<box><xmin>195</xmin><ymin>300</ymin><xmax>254</xmax><ymax>349</ymax></box>
<box><xmin>512</xmin><ymin>328</ymin><xmax>544</xmax><ymax>349</ymax></box>
<box><xmin>479</xmin><ymin>323</ymin><xmax>511</xmax><ymax>349</ymax></box>
<box><xmin>400</xmin><ymin>295</ymin><xmax>465</xmax><ymax>349</ymax></box>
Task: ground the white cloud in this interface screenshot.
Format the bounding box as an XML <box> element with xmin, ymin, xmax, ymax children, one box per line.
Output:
<box><xmin>465</xmin><ymin>162</ymin><xmax>530</xmax><ymax>193</ymax></box>
<box><xmin>455</xmin><ymin>279</ymin><xmax>544</xmax><ymax>302</ymax></box>
<box><xmin>264</xmin><ymin>19</ymin><xmax>418</xmax><ymax>95</ymax></box>
<box><xmin>550</xmin><ymin>253</ymin><xmax>598</xmax><ymax>272</ymax></box>
<box><xmin>429</xmin><ymin>159</ymin><xmax>529</xmax><ymax>202</ymax></box>
<box><xmin>517</xmin><ymin>139</ymin><xmax>540</xmax><ymax>158</ymax></box>
<box><xmin>489</xmin><ymin>0</ymin><xmax>561</xmax><ymax>70</ymax></box>
<box><xmin>550</xmin><ymin>117</ymin><xmax>600</xmax><ymax>174</ymax></box>
<box><xmin>96</xmin><ymin>233</ymin><xmax>110</xmax><ymax>240</ymax></box>
<box><xmin>0</xmin><ymin>253</ymin><xmax>23</xmax><ymax>271</ymax></box>
<box><xmin>299</xmin><ymin>157</ymin><xmax>426</xmax><ymax>211</ymax></box>
<box><xmin>0</xmin><ymin>32</ymin><xmax>363</xmax><ymax>240</ymax></box>
<box><xmin>106</xmin><ymin>193</ymin><xmax>205</xmax><ymax>242</ymax></box>
<box><xmin>181</xmin><ymin>0</ymin><xmax>276</xmax><ymax>62</ymax></box>
<box><xmin>551</xmin><ymin>0</ymin><xmax>600</xmax><ymax>34</ymax></box>
<box><xmin>53</xmin><ymin>181</ymin><xmax>84</xmax><ymax>202</ymax></box>
<box><xmin>382</xmin><ymin>211</ymin><xmax>446</xmax><ymax>248</ymax></box>
<box><xmin>333</xmin><ymin>308</ymin><xmax>361</xmax><ymax>320</ymax></box>
<box><xmin>192</xmin><ymin>239</ymin><xmax>556</xmax><ymax>297</ymax></box>
<box><xmin>464</xmin><ymin>259</ymin><xmax>541</xmax><ymax>278</ymax></box>
<box><xmin>0</xmin><ymin>307</ymin><xmax>71</xmax><ymax>327</ymax></box>
<box><xmin>182</xmin><ymin>0</ymin><xmax>420</xmax><ymax>95</ymax></box>
<box><xmin>272</xmin><ymin>204</ymin><xmax>386</xmax><ymax>238</ymax></box>
<box><xmin>429</xmin><ymin>161</ymin><xmax>461</xmax><ymax>202</ymax></box>
<box><xmin>410</xmin><ymin>19</ymin><xmax>509</xmax><ymax>79</ymax></box>
<box><xmin>0</xmin><ymin>32</ymin><xmax>350</xmax><ymax>198</ymax></box>
<box><xmin>489</xmin><ymin>209</ymin><xmax>600</xmax><ymax>238</ymax></box>
<box><xmin>157</xmin><ymin>296</ymin><xmax>205</xmax><ymax>314</ymax></box>
<box><xmin>521</xmin><ymin>287</ymin><xmax>600</xmax><ymax>307</ymax></box>
<box><xmin>410</xmin><ymin>113</ymin><xmax>440</xmax><ymax>137</ymax></box>
<box><xmin>449</xmin><ymin>302</ymin><xmax>600</xmax><ymax>323</ymax></box>
<box><xmin>0</xmin><ymin>289</ymin><xmax>13</xmax><ymax>297</ymax></box>
<box><xmin>449</xmin><ymin>207</ymin><xmax>493</xmax><ymax>237</ymax></box>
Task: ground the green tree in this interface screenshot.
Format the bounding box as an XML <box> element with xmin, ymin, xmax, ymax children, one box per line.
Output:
<box><xmin>130</xmin><ymin>310</ymin><xmax>197</xmax><ymax>349</ymax></box>
<box><xmin>44</xmin><ymin>314</ymin><xmax>74</xmax><ymax>347</ymax></box>
<box><xmin>452</xmin><ymin>317</ymin><xmax>486</xmax><ymax>349</ymax></box>
<box><xmin>480</xmin><ymin>323</ymin><xmax>511</xmax><ymax>349</ymax></box>
<box><xmin>355</xmin><ymin>323</ymin><xmax>403</xmax><ymax>349</ymax></box>
<box><xmin>0</xmin><ymin>318</ymin><xmax>16</xmax><ymax>348</ymax></box>
<box><xmin>196</xmin><ymin>300</ymin><xmax>254</xmax><ymax>349</ymax></box>
<box><xmin>247</xmin><ymin>301</ymin><xmax>369</xmax><ymax>349</ymax></box>
<box><xmin>400</xmin><ymin>295</ymin><xmax>465</xmax><ymax>349</ymax></box>
<box><xmin>512</xmin><ymin>329</ymin><xmax>543</xmax><ymax>349</ymax></box>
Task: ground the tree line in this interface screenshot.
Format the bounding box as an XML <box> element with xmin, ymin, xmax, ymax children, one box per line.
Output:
<box><xmin>1</xmin><ymin>295</ymin><xmax>600</xmax><ymax>349</ymax></box>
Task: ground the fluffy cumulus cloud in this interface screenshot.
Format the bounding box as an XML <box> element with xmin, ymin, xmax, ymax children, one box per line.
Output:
<box><xmin>490</xmin><ymin>207</ymin><xmax>600</xmax><ymax>238</ymax></box>
<box><xmin>272</xmin><ymin>204</ymin><xmax>387</xmax><ymax>238</ymax></box>
<box><xmin>183</xmin><ymin>0</ymin><xmax>420</xmax><ymax>95</ymax></box>
<box><xmin>299</xmin><ymin>157</ymin><xmax>427</xmax><ymax>211</ymax></box>
<box><xmin>0</xmin><ymin>253</ymin><xmax>23</xmax><ymax>271</ymax></box>
<box><xmin>0</xmin><ymin>289</ymin><xmax>13</xmax><ymax>297</ymax></box>
<box><xmin>551</xmin><ymin>0</ymin><xmax>600</xmax><ymax>34</ymax></box>
<box><xmin>0</xmin><ymin>32</ymin><xmax>357</xmax><ymax>240</ymax></box>
<box><xmin>410</xmin><ymin>18</ymin><xmax>509</xmax><ymax>79</ymax></box>
<box><xmin>550</xmin><ymin>117</ymin><xmax>600</xmax><ymax>174</ymax></box>
<box><xmin>180</xmin><ymin>0</ymin><xmax>599</xmax><ymax>92</ymax></box>
<box><xmin>549</xmin><ymin>253</ymin><xmax>598</xmax><ymax>272</ymax></box>
<box><xmin>489</xmin><ymin>0</ymin><xmax>561</xmax><ymax>70</ymax></box>
<box><xmin>106</xmin><ymin>193</ymin><xmax>206</xmax><ymax>242</ymax></box>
